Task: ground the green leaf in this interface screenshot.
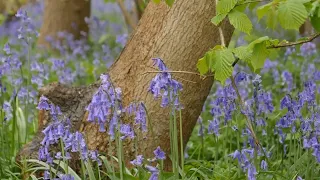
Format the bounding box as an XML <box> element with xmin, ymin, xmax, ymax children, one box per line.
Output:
<box><xmin>256</xmin><ymin>2</ymin><xmax>272</xmax><ymax>20</ymax></box>
<box><xmin>278</xmin><ymin>1</ymin><xmax>308</xmax><ymax>30</ymax></box>
<box><xmin>153</xmin><ymin>0</ymin><xmax>161</xmax><ymax>3</ymax></box>
<box><xmin>242</xmin><ymin>37</ymin><xmax>271</xmax><ymax>72</ymax></box>
<box><xmin>248</xmin><ymin>36</ymin><xmax>270</xmax><ymax>48</ymax></box>
<box><xmin>216</xmin><ymin>0</ymin><xmax>237</xmax><ymax>14</ymax></box>
<box><xmin>232</xmin><ymin>46</ymin><xmax>252</xmax><ymax>60</ymax></box>
<box><xmin>212</xmin><ymin>48</ymin><xmax>235</xmax><ymax>85</ymax></box>
<box><xmin>53</xmin><ymin>160</ymin><xmax>82</xmax><ymax>180</ymax></box>
<box><xmin>228</xmin><ymin>10</ymin><xmax>252</xmax><ymax>34</ymax></box>
<box><xmin>266</xmin><ymin>7</ymin><xmax>278</xmax><ymax>30</ymax></box>
<box><xmin>248</xmin><ymin>42</ymin><xmax>270</xmax><ymax>73</ymax></box>
<box><xmin>165</xmin><ymin>0</ymin><xmax>174</xmax><ymax>6</ymax></box>
<box><xmin>197</xmin><ymin>58</ymin><xmax>209</xmax><ymax>75</ymax></box>
<box><xmin>311</xmin><ymin>14</ymin><xmax>320</xmax><ymax>32</ymax></box>
<box><xmin>85</xmin><ymin>161</ymin><xmax>97</xmax><ymax>180</ymax></box>
<box><xmin>211</xmin><ymin>13</ymin><xmax>227</xmax><ymax>26</ymax></box>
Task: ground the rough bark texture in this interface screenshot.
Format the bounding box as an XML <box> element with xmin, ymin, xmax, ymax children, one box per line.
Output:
<box><xmin>37</xmin><ymin>0</ymin><xmax>91</xmax><ymax>47</ymax></box>
<box><xmin>18</xmin><ymin>0</ymin><xmax>234</xmax><ymax>170</ymax></box>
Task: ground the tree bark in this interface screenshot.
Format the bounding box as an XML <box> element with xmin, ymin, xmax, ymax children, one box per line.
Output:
<box><xmin>18</xmin><ymin>0</ymin><xmax>234</xmax><ymax>170</ymax></box>
<box><xmin>37</xmin><ymin>0</ymin><xmax>91</xmax><ymax>47</ymax></box>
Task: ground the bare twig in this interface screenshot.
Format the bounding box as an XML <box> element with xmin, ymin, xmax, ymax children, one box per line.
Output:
<box><xmin>230</xmin><ymin>76</ymin><xmax>260</xmax><ymax>147</ymax></box>
<box><xmin>232</xmin><ymin>33</ymin><xmax>320</xmax><ymax>67</ymax></box>
<box><xmin>116</xmin><ymin>0</ymin><xmax>137</xmax><ymax>30</ymax></box>
<box><xmin>215</xmin><ymin>0</ymin><xmax>261</xmax><ymax>149</ymax></box>
<box><xmin>236</xmin><ymin>0</ymin><xmax>270</xmax><ymax>6</ymax></box>
<box><xmin>267</xmin><ymin>33</ymin><xmax>320</xmax><ymax>49</ymax></box>
<box><xmin>143</xmin><ymin>70</ymin><xmax>213</xmax><ymax>77</ymax></box>
<box><xmin>142</xmin><ymin>70</ymin><xmax>213</xmax><ymax>82</ymax></box>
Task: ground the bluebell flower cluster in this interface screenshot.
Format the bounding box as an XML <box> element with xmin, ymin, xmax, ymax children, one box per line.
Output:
<box><xmin>126</xmin><ymin>102</ymin><xmax>148</xmax><ymax>132</ymax></box>
<box><xmin>149</xmin><ymin>58</ymin><xmax>183</xmax><ymax>109</ymax></box>
<box><xmin>130</xmin><ymin>146</ymin><xmax>165</xmax><ymax>180</ymax></box>
<box><xmin>230</xmin><ymin>148</ymin><xmax>269</xmax><ymax>180</ymax></box>
<box><xmin>86</xmin><ymin>74</ymin><xmax>122</xmax><ymax>138</ymax></box>
<box><xmin>38</xmin><ymin>96</ymin><xmax>101</xmax><ymax>178</ymax></box>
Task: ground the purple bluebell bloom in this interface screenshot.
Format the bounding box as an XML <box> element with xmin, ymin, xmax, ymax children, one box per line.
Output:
<box><xmin>130</xmin><ymin>155</ymin><xmax>144</xmax><ymax>166</ymax></box>
<box><xmin>38</xmin><ymin>95</ymin><xmax>50</xmax><ymax>110</ymax></box>
<box><xmin>120</xmin><ymin>124</ymin><xmax>135</xmax><ymax>140</ymax></box>
<box><xmin>149</xmin><ymin>58</ymin><xmax>183</xmax><ymax>109</ymax></box>
<box><xmin>153</xmin><ymin>146</ymin><xmax>166</xmax><ymax>160</ymax></box>
<box><xmin>208</xmin><ymin>118</ymin><xmax>220</xmax><ymax>136</ymax></box>
<box><xmin>3</xmin><ymin>43</ymin><xmax>10</xmax><ymax>54</ymax></box>
<box><xmin>260</xmin><ymin>160</ymin><xmax>267</xmax><ymax>170</ymax></box>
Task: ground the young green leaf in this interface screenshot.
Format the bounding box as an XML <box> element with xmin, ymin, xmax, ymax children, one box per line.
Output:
<box><xmin>311</xmin><ymin>6</ymin><xmax>320</xmax><ymax>32</ymax></box>
<box><xmin>216</xmin><ymin>0</ymin><xmax>238</xmax><ymax>14</ymax></box>
<box><xmin>266</xmin><ymin>7</ymin><xmax>278</xmax><ymax>30</ymax></box>
<box><xmin>256</xmin><ymin>2</ymin><xmax>273</xmax><ymax>20</ymax></box>
<box><xmin>165</xmin><ymin>0</ymin><xmax>175</xmax><ymax>6</ymax></box>
<box><xmin>278</xmin><ymin>1</ymin><xmax>308</xmax><ymax>30</ymax></box>
<box><xmin>211</xmin><ymin>13</ymin><xmax>227</xmax><ymax>26</ymax></box>
<box><xmin>228</xmin><ymin>10</ymin><xmax>252</xmax><ymax>34</ymax></box>
<box><xmin>248</xmin><ymin>42</ymin><xmax>270</xmax><ymax>73</ymax></box>
<box><xmin>197</xmin><ymin>58</ymin><xmax>209</xmax><ymax>75</ymax></box>
<box><xmin>211</xmin><ymin>48</ymin><xmax>235</xmax><ymax>85</ymax></box>
<box><xmin>233</xmin><ymin>46</ymin><xmax>253</xmax><ymax>60</ymax></box>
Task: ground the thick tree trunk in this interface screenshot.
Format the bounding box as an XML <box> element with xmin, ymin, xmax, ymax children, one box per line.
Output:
<box><xmin>18</xmin><ymin>0</ymin><xmax>234</xmax><ymax>170</ymax></box>
<box><xmin>37</xmin><ymin>0</ymin><xmax>91</xmax><ymax>47</ymax></box>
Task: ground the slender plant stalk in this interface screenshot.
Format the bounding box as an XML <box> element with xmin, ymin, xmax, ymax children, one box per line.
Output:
<box><xmin>60</xmin><ymin>138</ymin><xmax>68</xmax><ymax>174</ymax></box>
<box><xmin>173</xmin><ymin>108</ymin><xmax>179</xmax><ymax>179</ymax></box>
<box><xmin>178</xmin><ymin>103</ymin><xmax>185</xmax><ymax>179</ymax></box>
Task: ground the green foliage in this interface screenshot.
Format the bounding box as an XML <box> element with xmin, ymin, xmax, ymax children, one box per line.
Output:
<box><xmin>228</xmin><ymin>10</ymin><xmax>253</xmax><ymax>34</ymax></box>
<box><xmin>278</xmin><ymin>1</ymin><xmax>308</xmax><ymax>30</ymax></box>
<box><xmin>197</xmin><ymin>46</ymin><xmax>234</xmax><ymax>85</ymax></box>
<box><xmin>310</xmin><ymin>1</ymin><xmax>320</xmax><ymax>32</ymax></box>
<box><xmin>165</xmin><ymin>0</ymin><xmax>175</xmax><ymax>6</ymax></box>
<box><xmin>211</xmin><ymin>13</ymin><xmax>227</xmax><ymax>26</ymax></box>
<box><xmin>200</xmin><ymin>0</ymin><xmax>317</xmax><ymax>84</ymax></box>
<box><xmin>216</xmin><ymin>0</ymin><xmax>238</xmax><ymax>14</ymax></box>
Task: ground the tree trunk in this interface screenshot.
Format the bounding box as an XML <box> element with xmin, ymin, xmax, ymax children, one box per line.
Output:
<box><xmin>37</xmin><ymin>0</ymin><xmax>91</xmax><ymax>47</ymax></box>
<box><xmin>18</xmin><ymin>0</ymin><xmax>234</xmax><ymax>170</ymax></box>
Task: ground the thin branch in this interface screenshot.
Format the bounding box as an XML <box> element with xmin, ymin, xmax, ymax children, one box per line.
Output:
<box><xmin>232</xmin><ymin>33</ymin><xmax>320</xmax><ymax>67</ymax></box>
<box><xmin>232</xmin><ymin>57</ymin><xmax>240</xmax><ymax>67</ymax></box>
<box><xmin>116</xmin><ymin>0</ymin><xmax>137</xmax><ymax>30</ymax></box>
<box><xmin>236</xmin><ymin>0</ymin><xmax>269</xmax><ymax>6</ymax></box>
<box><xmin>143</xmin><ymin>70</ymin><xmax>212</xmax><ymax>77</ymax></box>
<box><xmin>230</xmin><ymin>76</ymin><xmax>260</xmax><ymax>147</ymax></box>
<box><xmin>267</xmin><ymin>33</ymin><xmax>320</xmax><ymax>49</ymax></box>
<box><xmin>216</xmin><ymin>0</ymin><xmax>226</xmax><ymax>46</ymax></box>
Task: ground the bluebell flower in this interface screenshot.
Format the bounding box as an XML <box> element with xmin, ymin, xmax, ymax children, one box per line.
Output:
<box><xmin>44</xmin><ymin>170</ymin><xmax>50</xmax><ymax>180</ymax></box>
<box><xmin>296</xmin><ymin>176</ymin><xmax>303</xmax><ymax>180</ymax></box>
<box><xmin>300</xmin><ymin>42</ymin><xmax>316</xmax><ymax>56</ymax></box>
<box><xmin>153</xmin><ymin>146</ymin><xmax>166</xmax><ymax>160</ymax></box>
<box><xmin>281</xmin><ymin>71</ymin><xmax>294</xmax><ymax>92</ymax></box>
<box><xmin>145</xmin><ymin>165</ymin><xmax>159</xmax><ymax>180</ymax></box>
<box><xmin>197</xmin><ymin>117</ymin><xmax>204</xmax><ymax>137</ymax></box>
<box><xmin>235</xmin><ymin>72</ymin><xmax>248</xmax><ymax>84</ymax></box>
<box><xmin>3</xmin><ymin>43</ymin><xmax>10</xmax><ymax>54</ymax></box>
<box><xmin>87</xmin><ymin>74</ymin><xmax>123</xmax><ymax>137</ymax></box>
<box><xmin>260</xmin><ymin>160</ymin><xmax>267</xmax><ymax>170</ymax></box>
<box><xmin>3</xmin><ymin>101</ymin><xmax>12</xmax><ymax>120</ymax></box>
<box><xmin>120</xmin><ymin>124</ymin><xmax>135</xmax><ymax>140</ymax></box>
<box><xmin>38</xmin><ymin>95</ymin><xmax>50</xmax><ymax>110</ymax></box>
<box><xmin>208</xmin><ymin>118</ymin><xmax>220</xmax><ymax>136</ymax></box>
<box><xmin>149</xmin><ymin>58</ymin><xmax>183</xmax><ymax>109</ymax></box>
<box><xmin>130</xmin><ymin>155</ymin><xmax>144</xmax><ymax>166</ymax></box>
<box><xmin>59</xmin><ymin>174</ymin><xmax>75</xmax><ymax>180</ymax></box>
<box><xmin>247</xmin><ymin>164</ymin><xmax>257</xmax><ymax>180</ymax></box>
